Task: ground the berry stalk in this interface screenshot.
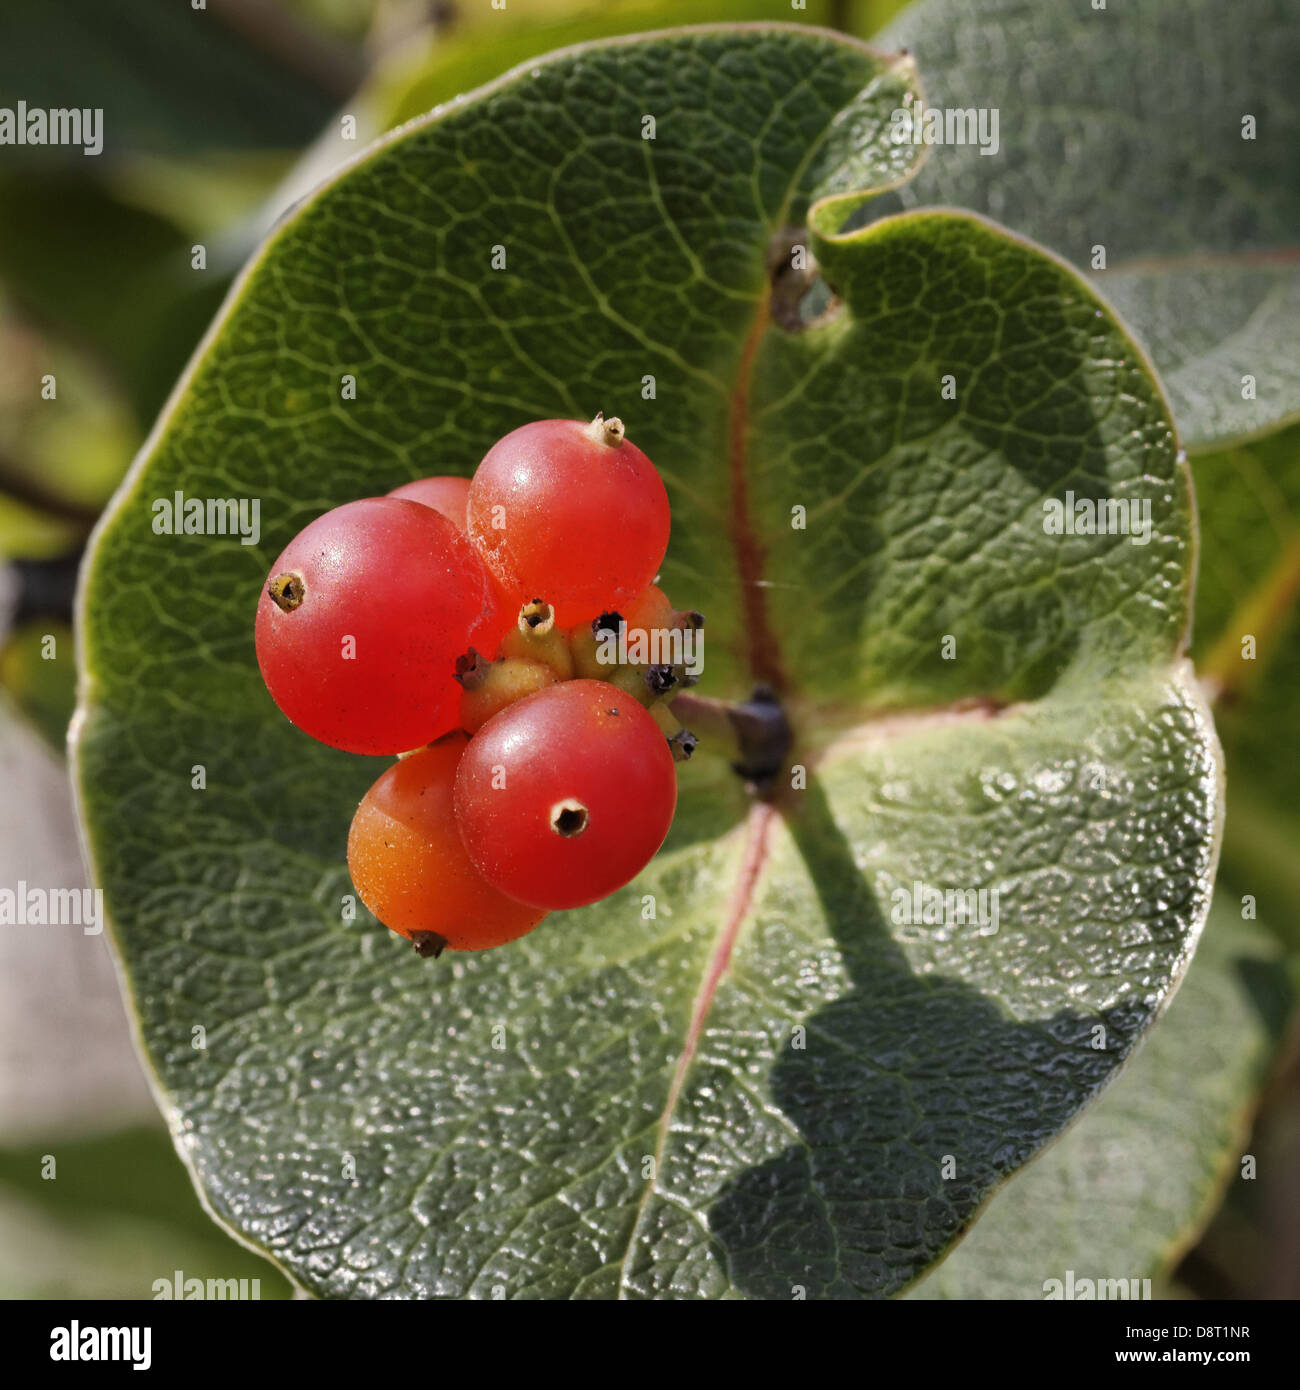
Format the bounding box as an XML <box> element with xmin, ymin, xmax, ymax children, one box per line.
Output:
<box><xmin>668</xmin><ymin>686</ymin><xmax>793</xmax><ymax>796</ymax></box>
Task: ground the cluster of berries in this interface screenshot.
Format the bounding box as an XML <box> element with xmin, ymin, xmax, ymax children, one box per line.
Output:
<box><xmin>254</xmin><ymin>416</ymin><xmax>701</xmax><ymax>956</ymax></box>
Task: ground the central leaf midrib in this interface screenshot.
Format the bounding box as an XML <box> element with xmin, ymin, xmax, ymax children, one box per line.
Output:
<box><xmin>615</xmin><ymin>53</ymin><xmax>893</xmax><ymax>1290</ymax></box>
<box><xmin>613</xmin><ymin>270</ymin><xmax>784</xmax><ymax>1297</ymax></box>
<box><xmin>726</xmin><ymin>298</ymin><xmax>789</xmax><ymax>695</ymax></box>
<box><xmin>615</xmin><ymin>801</ymin><xmax>777</xmax><ymax>1297</ymax></box>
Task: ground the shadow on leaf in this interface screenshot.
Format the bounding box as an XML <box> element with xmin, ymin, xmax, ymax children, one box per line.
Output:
<box><xmin>706</xmin><ymin>773</ymin><xmax>1151</xmax><ymax>1298</ymax></box>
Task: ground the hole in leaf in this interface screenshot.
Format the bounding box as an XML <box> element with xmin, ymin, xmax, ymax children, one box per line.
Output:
<box><xmin>768</xmin><ymin>227</ymin><xmax>843</xmax><ymax>332</ymax></box>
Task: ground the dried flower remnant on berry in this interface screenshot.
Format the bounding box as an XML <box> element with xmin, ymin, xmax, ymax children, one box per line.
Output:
<box><xmin>267</xmin><ymin>572</ymin><xmax>305</xmax><ymax>612</ymax></box>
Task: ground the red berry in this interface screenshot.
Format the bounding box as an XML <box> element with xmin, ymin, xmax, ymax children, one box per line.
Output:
<box><xmin>255</xmin><ymin>497</ymin><xmax>509</xmax><ymax>754</ymax></box>
<box><xmin>466</xmin><ymin>415</ymin><xmax>670</xmax><ymax>626</ymax></box>
<box><xmin>348</xmin><ymin>734</ymin><xmax>546</xmax><ymax>952</ymax></box>
<box><xmin>388</xmin><ymin>476</ymin><xmax>517</xmax><ymax>631</ymax></box>
<box><xmin>454</xmin><ymin>679</ymin><xmax>677</xmax><ymax>909</ymax></box>
<box><xmin>387</xmin><ymin>475</ymin><xmax>471</xmax><ymax>532</ymax></box>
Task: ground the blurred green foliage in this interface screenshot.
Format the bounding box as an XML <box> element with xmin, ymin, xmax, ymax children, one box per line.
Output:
<box><xmin>0</xmin><ymin>623</ymin><xmax>75</xmax><ymax>750</ymax></box>
<box><xmin>0</xmin><ymin>1127</ymin><xmax>293</xmax><ymax>1299</ymax></box>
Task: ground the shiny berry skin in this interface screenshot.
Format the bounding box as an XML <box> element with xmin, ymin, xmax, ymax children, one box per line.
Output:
<box><xmin>255</xmin><ymin>497</ymin><xmax>509</xmax><ymax>755</ymax></box>
<box><xmin>348</xmin><ymin>734</ymin><xmax>546</xmax><ymax>952</ymax></box>
<box><xmin>466</xmin><ymin>415</ymin><xmax>670</xmax><ymax>627</ymax></box>
<box><xmin>454</xmin><ymin>679</ymin><xmax>677</xmax><ymax>910</ymax></box>
<box><xmin>387</xmin><ymin>475</ymin><xmax>471</xmax><ymax>532</ymax></box>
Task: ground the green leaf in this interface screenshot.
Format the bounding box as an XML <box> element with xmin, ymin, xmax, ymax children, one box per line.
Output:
<box><xmin>74</xmin><ymin>25</ymin><xmax>1220</xmax><ymax>1298</ymax></box>
<box><xmin>903</xmin><ymin>423</ymin><xmax>1300</xmax><ymax>1302</ymax></box>
<box><xmin>875</xmin><ymin>0</ymin><xmax>1300</xmax><ymax>452</ymax></box>
<box><xmin>370</xmin><ymin>0</ymin><xmax>844</xmax><ymax>133</ymax></box>
<box><xmin>907</xmin><ymin>890</ymin><xmax>1295</xmax><ymax>1298</ymax></box>
<box><xmin>282</xmin><ymin>2</ymin><xmax>909</xmax><ymax>243</ymax></box>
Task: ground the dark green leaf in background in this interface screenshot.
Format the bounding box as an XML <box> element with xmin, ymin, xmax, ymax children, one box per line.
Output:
<box><xmin>0</xmin><ymin>0</ymin><xmax>347</xmax><ymax>160</ymax></box>
<box><xmin>874</xmin><ymin>0</ymin><xmax>1300</xmax><ymax>453</ymax></box>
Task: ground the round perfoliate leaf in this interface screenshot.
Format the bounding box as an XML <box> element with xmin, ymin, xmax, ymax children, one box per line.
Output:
<box><xmin>74</xmin><ymin>25</ymin><xmax>1221</xmax><ymax>1299</ymax></box>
